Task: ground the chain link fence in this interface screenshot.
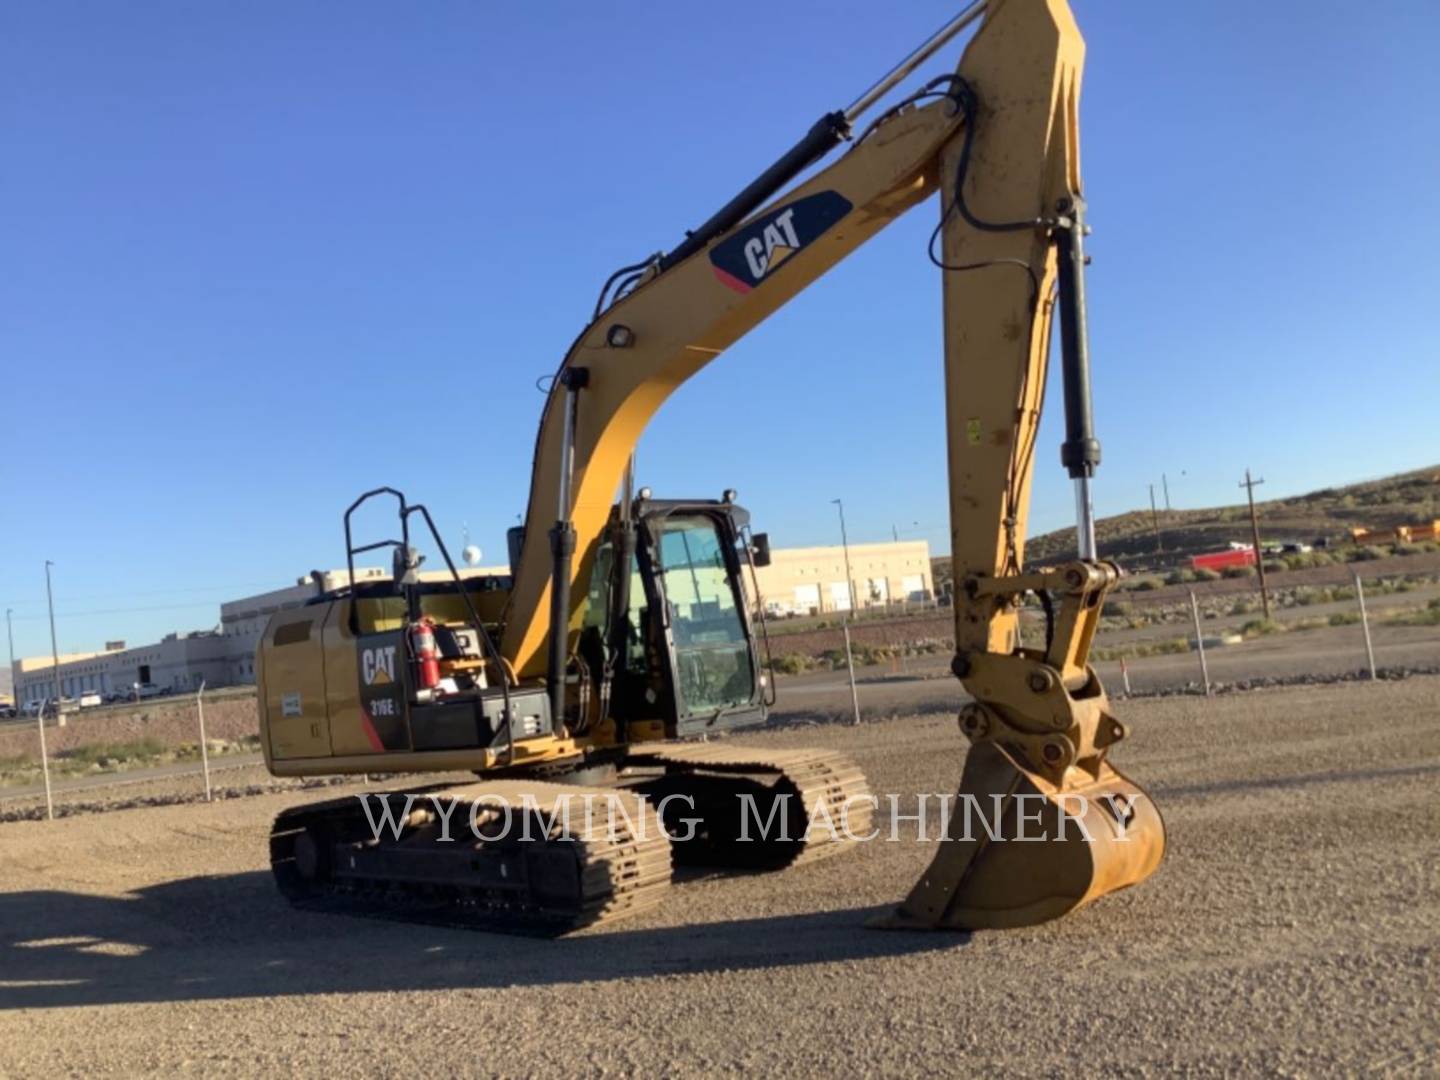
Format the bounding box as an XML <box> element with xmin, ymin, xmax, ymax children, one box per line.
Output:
<box><xmin>760</xmin><ymin>562</ymin><xmax>1440</xmax><ymax>720</ymax></box>
<box><xmin>0</xmin><ymin>684</ymin><xmax>262</xmax><ymax>819</ymax></box>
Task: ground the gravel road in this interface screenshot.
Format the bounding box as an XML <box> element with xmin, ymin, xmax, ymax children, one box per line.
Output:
<box><xmin>1</xmin><ymin>676</ymin><xmax>1436</xmax><ymax>1075</ymax></box>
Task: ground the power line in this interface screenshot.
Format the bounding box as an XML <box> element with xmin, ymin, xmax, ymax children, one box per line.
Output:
<box><xmin>5</xmin><ymin>600</ymin><xmax>224</xmax><ymax>621</ymax></box>
<box><xmin>0</xmin><ymin>578</ymin><xmax>288</xmax><ymax>609</ymax></box>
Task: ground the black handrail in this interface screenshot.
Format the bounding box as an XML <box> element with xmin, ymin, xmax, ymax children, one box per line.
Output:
<box><xmin>343</xmin><ymin>487</ymin><xmax>411</xmax><ymax>628</ymax></box>
<box><xmin>340</xmin><ymin>486</ymin><xmax>517</xmax><ymax>766</ymax></box>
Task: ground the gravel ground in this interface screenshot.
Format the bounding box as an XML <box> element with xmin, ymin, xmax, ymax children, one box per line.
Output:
<box><xmin>1</xmin><ymin>676</ymin><xmax>1436</xmax><ymax>1076</ymax></box>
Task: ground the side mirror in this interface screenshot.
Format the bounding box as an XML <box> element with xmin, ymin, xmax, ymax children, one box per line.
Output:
<box><xmin>751</xmin><ymin>532</ymin><xmax>772</xmax><ymax>568</ymax></box>
<box><xmin>506</xmin><ymin>525</ymin><xmax>526</xmax><ymax>572</ymax></box>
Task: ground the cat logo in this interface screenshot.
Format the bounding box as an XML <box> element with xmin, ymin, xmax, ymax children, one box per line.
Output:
<box><xmin>361</xmin><ymin>645</ymin><xmax>398</xmax><ymax>687</ymax></box>
<box><xmin>709</xmin><ymin>191</ymin><xmax>853</xmax><ymax>294</ymax></box>
<box><xmin>743</xmin><ymin>207</ymin><xmax>800</xmax><ymax>279</ymax></box>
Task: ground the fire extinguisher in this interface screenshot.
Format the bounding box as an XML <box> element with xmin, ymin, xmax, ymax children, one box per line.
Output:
<box><xmin>409</xmin><ymin>617</ymin><xmax>441</xmax><ymax>693</ymax></box>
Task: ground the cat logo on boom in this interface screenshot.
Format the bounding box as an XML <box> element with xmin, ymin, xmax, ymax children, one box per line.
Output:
<box><xmin>743</xmin><ymin>208</ymin><xmax>800</xmax><ymax>279</ymax></box>
<box><xmin>709</xmin><ymin>191</ymin><xmax>852</xmax><ymax>294</ymax></box>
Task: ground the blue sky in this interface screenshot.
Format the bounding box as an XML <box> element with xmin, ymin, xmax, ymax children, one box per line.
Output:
<box><xmin>2</xmin><ymin>1</ymin><xmax>1437</xmax><ymax>660</ymax></box>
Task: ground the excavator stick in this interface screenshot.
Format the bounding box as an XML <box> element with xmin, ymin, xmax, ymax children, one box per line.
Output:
<box><xmin>862</xmin><ymin>0</ymin><xmax>1168</xmax><ymax>930</ymax></box>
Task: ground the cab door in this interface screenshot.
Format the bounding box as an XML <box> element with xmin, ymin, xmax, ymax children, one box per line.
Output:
<box><xmin>645</xmin><ymin>512</ymin><xmax>763</xmax><ymax>735</ymax></box>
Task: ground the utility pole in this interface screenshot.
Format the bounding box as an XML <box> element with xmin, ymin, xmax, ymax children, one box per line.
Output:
<box><xmin>1240</xmin><ymin>469</ymin><xmax>1271</xmax><ymax>619</ymax></box>
<box><xmin>831</xmin><ymin>498</ymin><xmax>858</xmax><ymax>615</ymax></box>
<box><xmin>1162</xmin><ymin>473</ymin><xmax>1172</xmax><ymax>512</ymax></box>
<box><xmin>1148</xmin><ymin>484</ymin><xmax>1162</xmax><ymax>553</ymax></box>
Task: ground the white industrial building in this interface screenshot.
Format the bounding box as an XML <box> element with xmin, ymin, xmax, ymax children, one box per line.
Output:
<box><xmin>749</xmin><ymin>540</ymin><xmax>933</xmax><ymax>617</ymax></box>
<box><xmin>12</xmin><ymin>633</ymin><xmax>233</xmax><ymax>708</ymax></box>
<box><xmin>10</xmin><ymin>569</ymin><xmax>386</xmax><ymax>710</ymax></box>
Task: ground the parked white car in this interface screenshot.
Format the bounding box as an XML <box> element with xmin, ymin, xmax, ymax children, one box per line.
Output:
<box><xmin>78</xmin><ymin>690</ymin><xmax>104</xmax><ymax>709</ymax></box>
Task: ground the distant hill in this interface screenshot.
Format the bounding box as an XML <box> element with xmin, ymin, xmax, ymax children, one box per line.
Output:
<box><xmin>932</xmin><ymin>465</ymin><xmax>1440</xmax><ymax>587</ymax></box>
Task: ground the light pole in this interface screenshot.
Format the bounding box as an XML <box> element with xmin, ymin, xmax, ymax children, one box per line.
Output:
<box><xmin>890</xmin><ymin>520</ymin><xmax>920</xmax><ymax>542</ymax></box>
<box><xmin>1162</xmin><ymin>469</ymin><xmax>1187</xmax><ymax>514</ymax></box>
<box><xmin>45</xmin><ymin>561</ymin><xmax>63</xmax><ymax>714</ymax></box>
<box><xmin>38</xmin><ymin>573</ymin><xmax>57</xmax><ymax>821</ymax></box>
<box><xmin>5</xmin><ymin>608</ymin><xmax>14</xmax><ymax>712</ymax></box>
<box><xmin>831</xmin><ymin>498</ymin><xmax>858</xmax><ymax>614</ymax></box>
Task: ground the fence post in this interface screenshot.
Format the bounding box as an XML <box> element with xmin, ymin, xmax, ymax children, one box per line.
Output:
<box><xmin>196</xmin><ymin>679</ymin><xmax>212</xmax><ymax>801</ymax></box>
<box><xmin>842</xmin><ymin>619</ymin><xmax>862</xmax><ymax>726</ymax></box>
<box><xmin>1188</xmin><ymin>589</ymin><xmax>1211</xmax><ymax>696</ymax></box>
<box><xmin>1119</xmin><ymin>656</ymin><xmax>1132</xmax><ymax>697</ymax></box>
<box><xmin>1353</xmin><ymin>572</ymin><xmax>1377</xmax><ymax>681</ymax></box>
<box><xmin>36</xmin><ymin>702</ymin><xmax>54</xmax><ymax>821</ymax></box>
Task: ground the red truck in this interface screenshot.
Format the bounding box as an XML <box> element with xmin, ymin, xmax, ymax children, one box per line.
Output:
<box><xmin>1191</xmin><ymin>547</ymin><xmax>1257</xmax><ymax>572</ymax></box>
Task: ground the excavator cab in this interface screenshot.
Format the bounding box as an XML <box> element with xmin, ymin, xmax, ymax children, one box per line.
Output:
<box><xmin>576</xmin><ymin>495</ymin><xmax>774</xmax><ymax>740</ymax></box>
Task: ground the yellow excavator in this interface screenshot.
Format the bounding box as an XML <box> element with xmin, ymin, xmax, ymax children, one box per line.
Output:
<box><xmin>258</xmin><ymin>0</ymin><xmax>1165</xmax><ymax>936</ymax></box>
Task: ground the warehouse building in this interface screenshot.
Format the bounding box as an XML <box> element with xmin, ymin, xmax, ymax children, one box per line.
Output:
<box><xmin>750</xmin><ymin>540</ymin><xmax>933</xmax><ymax>617</ymax></box>
<box><xmin>11</xmin><ymin>569</ymin><xmax>383</xmax><ymax>709</ymax></box>
<box><xmin>12</xmin><ymin>632</ymin><xmax>234</xmax><ymax>708</ymax></box>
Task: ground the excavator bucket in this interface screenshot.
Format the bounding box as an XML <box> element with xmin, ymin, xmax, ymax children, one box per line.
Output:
<box><xmin>874</xmin><ymin>742</ymin><xmax>1165</xmax><ymax>930</ymax></box>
